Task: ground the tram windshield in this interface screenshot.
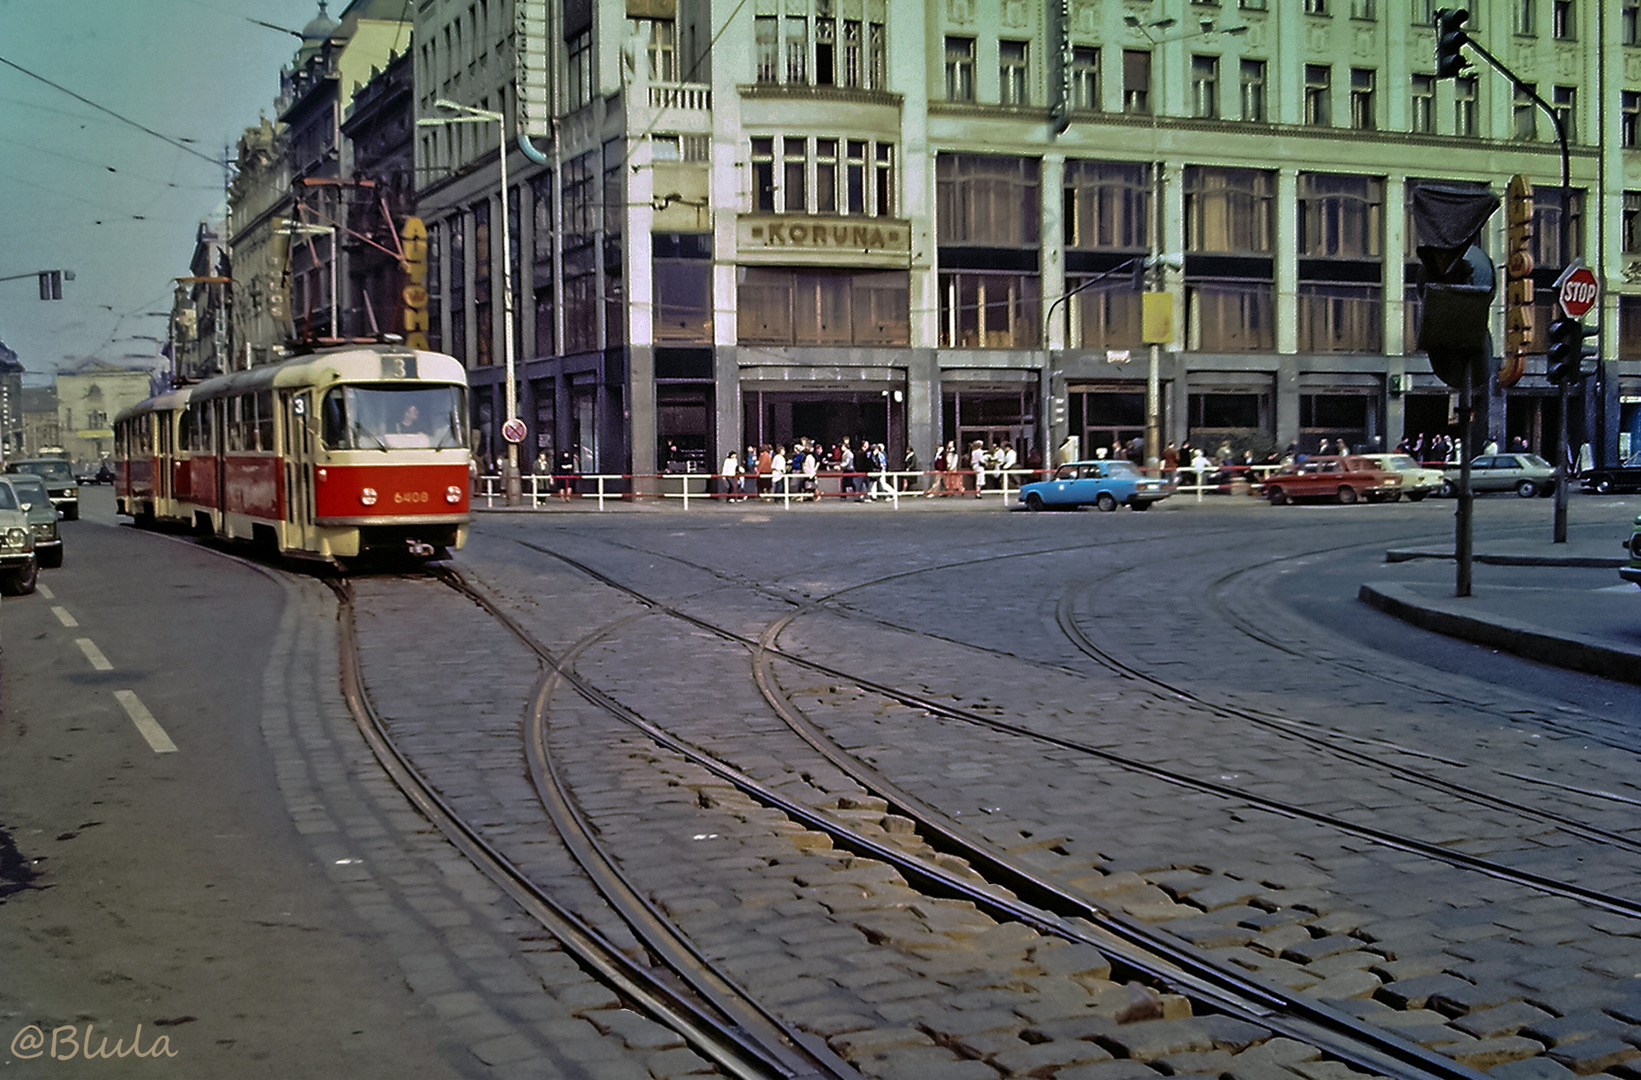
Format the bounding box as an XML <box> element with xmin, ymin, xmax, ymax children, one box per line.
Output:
<box><xmin>320</xmin><ymin>384</ymin><xmax>467</xmax><ymax>451</ymax></box>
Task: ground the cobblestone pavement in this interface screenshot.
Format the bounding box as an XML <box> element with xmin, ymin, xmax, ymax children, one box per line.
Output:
<box><xmin>424</xmin><ymin>504</ymin><xmax>1641</xmax><ymax>1079</ymax></box>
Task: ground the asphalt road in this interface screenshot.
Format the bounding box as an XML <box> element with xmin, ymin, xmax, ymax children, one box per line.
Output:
<box><xmin>0</xmin><ymin>486</ymin><xmax>473</xmax><ymax>1078</ymax></box>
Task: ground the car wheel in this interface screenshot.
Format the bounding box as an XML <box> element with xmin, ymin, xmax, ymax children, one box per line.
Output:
<box><xmin>1438</xmin><ymin>480</ymin><xmax>1456</xmax><ymax>498</ymax></box>
<box><xmin>1267</xmin><ymin>487</ymin><xmax>1287</xmax><ymax>506</ymax></box>
<box><xmin>1515</xmin><ymin>480</ymin><xmax>1537</xmax><ymax>498</ymax></box>
<box><xmin>1407</xmin><ymin>491</ymin><xmax>1428</xmax><ymax>502</ymax></box>
<box><xmin>1337</xmin><ymin>486</ymin><xmax>1358</xmax><ymax>505</ymax></box>
<box><xmin>1095</xmin><ymin>492</ymin><xmax>1118</xmax><ymax>513</ymax></box>
<box><xmin>1024</xmin><ymin>492</ymin><xmax>1044</xmax><ymax>512</ymax></box>
<box><xmin>38</xmin><ymin>546</ymin><xmax>62</xmax><ymax>570</ymax></box>
<box><xmin>2</xmin><ymin>557</ymin><xmax>38</xmax><ymax>596</ymax></box>
<box><xmin>1129</xmin><ymin>500</ymin><xmax>1151</xmax><ymax>511</ymax></box>
<box><xmin>1594</xmin><ymin>475</ymin><xmax>1614</xmax><ymax>495</ymax></box>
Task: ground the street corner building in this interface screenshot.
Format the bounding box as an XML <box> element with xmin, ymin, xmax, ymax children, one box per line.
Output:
<box><xmin>211</xmin><ymin>0</ymin><xmax>1641</xmax><ymax>481</ymax></box>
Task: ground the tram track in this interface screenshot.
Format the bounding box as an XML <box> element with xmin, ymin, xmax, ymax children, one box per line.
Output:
<box><xmin>431</xmin><ymin>562</ymin><xmax>1479</xmax><ymax>1080</ymax></box>
<box><xmin>330</xmin><ymin>575</ymin><xmax>863</xmax><ymax>1080</ymax></box>
<box><xmin>442</xmin><ymin>523</ymin><xmax>1641</xmax><ymax>1076</ymax></box>
<box><xmin>505</xmin><ymin>537</ymin><xmax>1641</xmax><ymax>921</ymax></box>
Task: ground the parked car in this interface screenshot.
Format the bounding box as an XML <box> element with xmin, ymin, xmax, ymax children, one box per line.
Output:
<box><xmin>1357</xmin><ymin>454</ymin><xmax>1443</xmax><ymax>501</ymax></box>
<box><xmin>1260</xmin><ymin>455</ymin><xmax>1402</xmax><ymax>505</ymax></box>
<box><xmin>1581</xmin><ymin>453</ymin><xmax>1641</xmax><ymax>495</ymax></box>
<box><xmin>5</xmin><ymin>473</ymin><xmax>62</xmax><ymax>569</ymax></box>
<box><xmin>1622</xmin><ymin>516</ymin><xmax>1641</xmax><ymax>589</ymax></box>
<box><xmin>4</xmin><ymin>458</ymin><xmax>79</xmax><ymax>520</ymax></box>
<box><xmin>1438</xmin><ymin>454</ymin><xmax>1556</xmax><ymax>498</ymax></box>
<box><xmin>1018</xmin><ymin>459</ymin><xmax>1172</xmax><ymax>512</ymax></box>
<box><xmin>0</xmin><ymin>478</ymin><xmax>39</xmax><ymax>595</ymax></box>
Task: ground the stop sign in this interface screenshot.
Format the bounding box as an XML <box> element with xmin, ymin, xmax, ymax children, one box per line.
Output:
<box><xmin>1556</xmin><ymin>263</ymin><xmax>1599</xmax><ymax>318</ymax></box>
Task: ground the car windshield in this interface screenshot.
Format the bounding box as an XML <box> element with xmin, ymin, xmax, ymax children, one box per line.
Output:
<box><xmin>1386</xmin><ymin>455</ymin><xmax>1420</xmax><ymax>470</ymax></box>
<box><xmin>9</xmin><ymin>477</ymin><xmax>46</xmax><ymax>504</ymax></box>
<box><xmin>1106</xmin><ymin>461</ymin><xmax>1141</xmax><ymax>478</ymax></box>
<box><xmin>320</xmin><ymin>384</ymin><xmax>467</xmax><ymax>450</ymax></box>
<box><xmin>10</xmin><ymin>461</ymin><xmax>72</xmax><ymax>483</ymax></box>
<box><xmin>1522</xmin><ymin>454</ymin><xmax>1552</xmax><ymax>469</ymax></box>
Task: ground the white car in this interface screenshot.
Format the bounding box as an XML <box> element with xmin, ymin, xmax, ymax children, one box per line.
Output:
<box><xmin>1357</xmin><ymin>454</ymin><xmax>1443</xmax><ymax>501</ymax></box>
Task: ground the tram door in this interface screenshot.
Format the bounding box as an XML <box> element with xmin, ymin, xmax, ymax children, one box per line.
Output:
<box><xmin>283</xmin><ymin>391</ymin><xmax>313</xmax><ymax>541</ymax></box>
<box><xmin>157</xmin><ymin>413</ymin><xmax>173</xmax><ymax>502</ymax></box>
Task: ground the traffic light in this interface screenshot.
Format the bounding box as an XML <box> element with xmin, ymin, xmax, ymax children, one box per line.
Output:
<box><xmin>1546</xmin><ymin>316</ymin><xmax>1596</xmax><ymax>384</ymax></box>
<box><xmin>1501</xmin><ymin>174</ymin><xmax>1534</xmax><ymax>388</ymax></box>
<box><xmin>1434</xmin><ymin>9</ymin><xmax>1470</xmax><ymax>79</ymax></box>
<box><xmin>37</xmin><ymin>270</ymin><xmax>62</xmax><ymax>300</ymax></box>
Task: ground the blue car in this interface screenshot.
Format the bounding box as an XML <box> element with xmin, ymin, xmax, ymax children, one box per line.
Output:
<box><xmin>1018</xmin><ymin>460</ymin><xmax>1171</xmax><ymax>512</ymax></box>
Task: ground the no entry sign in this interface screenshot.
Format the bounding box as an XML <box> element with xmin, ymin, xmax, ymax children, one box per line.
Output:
<box><xmin>1556</xmin><ymin>262</ymin><xmax>1599</xmax><ymax>319</ymax></box>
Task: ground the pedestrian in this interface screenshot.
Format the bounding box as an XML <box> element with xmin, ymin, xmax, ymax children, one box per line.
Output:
<box><xmin>757</xmin><ymin>444</ymin><xmax>772</xmax><ymax>495</ymax></box>
<box><xmin>902</xmin><ymin>445</ymin><xmax>919</xmax><ymax>492</ymax></box>
<box><xmin>801</xmin><ymin>441</ymin><xmax>820</xmax><ymax>500</ymax></box>
<box><xmin>970</xmin><ymin>440</ymin><xmax>987</xmax><ymax>497</ymax></box>
<box><xmin>556</xmin><ymin>445</ymin><xmax>578</xmax><ymax>501</ymax></box>
<box><xmin>924</xmin><ymin>444</ymin><xmax>945</xmax><ymax>496</ymax></box>
<box><xmin>771</xmin><ymin>444</ymin><xmax>788</xmax><ymax>495</ymax></box>
<box><xmin>721</xmin><ymin>449</ymin><xmax>741</xmax><ymax>501</ymax></box>
<box><xmin>1163</xmin><ymin>442</ymin><xmax>1179</xmax><ymax>478</ymax></box>
<box><xmin>839</xmin><ymin>439</ymin><xmax>857</xmax><ymax>500</ymax></box>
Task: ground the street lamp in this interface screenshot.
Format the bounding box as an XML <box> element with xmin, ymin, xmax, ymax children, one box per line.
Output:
<box><xmin>1121</xmin><ymin>16</ymin><xmax>1247</xmax><ymax>468</ymax></box>
<box><xmin>417</xmin><ymin>98</ymin><xmax>521</xmax><ymax>506</ymax></box>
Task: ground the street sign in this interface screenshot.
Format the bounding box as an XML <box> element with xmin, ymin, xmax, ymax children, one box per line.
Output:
<box><xmin>1555</xmin><ymin>262</ymin><xmax>1598</xmax><ymax>319</ymax></box>
<box><xmin>501</xmin><ymin>417</ymin><xmax>528</xmax><ymax>445</ymax></box>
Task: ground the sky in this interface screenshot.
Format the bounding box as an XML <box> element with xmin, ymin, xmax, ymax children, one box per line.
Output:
<box><xmin>0</xmin><ymin>0</ymin><xmax>352</xmax><ymax>386</ymax></box>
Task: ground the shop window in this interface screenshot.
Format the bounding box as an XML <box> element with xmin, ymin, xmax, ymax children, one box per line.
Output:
<box><xmin>1185</xmin><ymin>166</ymin><xmax>1274</xmax><ymax>253</ymax></box>
<box><xmin>1064</xmin><ymin>161</ymin><xmax>1149</xmax><ymax>250</ymax></box>
<box><xmin>1186</xmin><ymin>282</ymin><xmax>1275</xmax><ymax>352</ymax></box>
<box><xmin>936</xmin><ymin>154</ymin><xmax>1041</xmax><ymax>247</ymax></box>
<box><xmin>1297</xmin><ymin>284</ymin><xmax>1383</xmax><ymax>353</ymax></box>
<box><xmin>939</xmin><ymin>271</ymin><xmax>1041</xmax><ymax>348</ymax></box>
<box><xmin>737</xmin><ymin>268</ymin><xmax>908</xmax><ymax>346</ymax></box>
<box><xmin>1298</xmin><ymin>174</ymin><xmax>1383</xmax><ymax>259</ymax></box>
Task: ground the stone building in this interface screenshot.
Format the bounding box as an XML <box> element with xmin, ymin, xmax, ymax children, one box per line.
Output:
<box><xmin>54</xmin><ymin>361</ymin><xmax>153</xmax><ymax>469</ymax></box>
<box><xmin>421</xmin><ymin>2</ymin><xmax>1641</xmax><ymax>470</ymax></box>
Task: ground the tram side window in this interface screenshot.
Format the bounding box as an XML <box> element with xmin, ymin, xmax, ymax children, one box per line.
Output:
<box><xmin>191</xmin><ymin>403</ymin><xmax>213</xmax><ymax>452</ymax></box>
<box><xmin>254</xmin><ymin>391</ymin><xmax>274</xmax><ymax>452</ymax></box>
<box><xmin>177</xmin><ymin>409</ymin><xmax>193</xmax><ymax>452</ymax></box>
<box><xmin>226</xmin><ymin>397</ymin><xmax>245</xmax><ymax>452</ymax></box>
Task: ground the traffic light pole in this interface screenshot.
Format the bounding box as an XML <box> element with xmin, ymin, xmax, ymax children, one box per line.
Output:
<box><xmin>1457</xmin><ymin>33</ymin><xmax>1574</xmax><ymax>542</ymax></box>
<box><xmin>1457</xmin><ymin>363</ymin><xmax>1474</xmax><ymax>598</ymax></box>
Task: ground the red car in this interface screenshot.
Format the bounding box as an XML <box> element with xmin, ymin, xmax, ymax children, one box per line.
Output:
<box><xmin>1261</xmin><ymin>455</ymin><xmax>1402</xmax><ymax>505</ymax></box>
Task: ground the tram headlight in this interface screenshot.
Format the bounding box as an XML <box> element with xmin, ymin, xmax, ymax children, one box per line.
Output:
<box><xmin>359</xmin><ymin>487</ymin><xmax>378</xmax><ymax>507</ymax></box>
<box><xmin>446</xmin><ymin>485</ymin><xmax>462</xmax><ymax>504</ymax></box>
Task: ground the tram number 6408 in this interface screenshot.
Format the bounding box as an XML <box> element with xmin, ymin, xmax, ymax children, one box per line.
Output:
<box><xmin>394</xmin><ymin>491</ymin><xmax>430</xmax><ymax>504</ymax></box>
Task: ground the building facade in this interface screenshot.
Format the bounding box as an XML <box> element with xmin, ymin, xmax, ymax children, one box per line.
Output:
<box><xmin>55</xmin><ymin>361</ymin><xmax>152</xmax><ymax>469</ymax></box>
<box><xmin>406</xmin><ymin>0</ymin><xmax>1640</xmax><ymax>477</ymax></box>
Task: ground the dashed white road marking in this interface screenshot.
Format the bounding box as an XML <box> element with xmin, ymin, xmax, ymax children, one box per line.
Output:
<box><xmin>51</xmin><ymin>606</ymin><xmax>79</xmax><ymax>627</ymax></box>
<box><xmin>36</xmin><ymin>583</ymin><xmax>55</xmax><ymax>600</ymax></box>
<box><xmin>75</xmin><ymin>638</ymin><xmax>113</xmax><ymax>671</ymax></box>
<box><xmin>113</xmin><ymin>690</ymin><xmax>178</xmax><ymax>754</ymax></box>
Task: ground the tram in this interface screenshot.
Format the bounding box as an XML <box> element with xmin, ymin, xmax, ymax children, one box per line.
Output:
<box><xmin>114</xmin><ymin>345</ymin><xmax>471</xmax><ymax>562</ymax></box>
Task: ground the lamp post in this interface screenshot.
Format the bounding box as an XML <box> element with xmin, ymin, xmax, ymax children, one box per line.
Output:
<box><xmin>1122</xmin><ymin>16</ymin><xmax>1247</xmax><ymax>468</ymax></box>
<box><xmin>417</xmin><ymin>99</ymin><xmax>521</xmax><ymax>506</ymax></box>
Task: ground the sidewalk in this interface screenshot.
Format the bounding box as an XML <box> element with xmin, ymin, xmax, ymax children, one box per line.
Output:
<box><xmin>1362</xmin><ymin>525</ymin><xmax>1641</xmax><ymax>686</ymax></box>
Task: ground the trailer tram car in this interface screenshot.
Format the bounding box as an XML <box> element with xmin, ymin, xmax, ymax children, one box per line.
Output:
<box><xmin>116</xmin><ymin>345</ymin><xmax>471</xmax><ymax>563</ymax></box>
<box><xmin>114</xmin><ymin>384</ymin><xmax>194</xmax><ymax>526</ymax></box>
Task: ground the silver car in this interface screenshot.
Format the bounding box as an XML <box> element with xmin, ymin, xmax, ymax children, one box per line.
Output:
<box><xmin>0</xmin><ymin>478</ymin><xmax>39</xmax><ymax>595</ymax></box>
<box><xmin>6</xmin><ymin>473</ymin><xmax>62</xmax><ymax>569</ymax></box>
<box><xmin>1358</xmin><ymin>454</ymin><xmax>1443</xmax><ymax>501</ymax></box>
<box><xmin>1439</xmin><ymin>453</ymin><xmax>1557</xmax><ymax>498</ymax></box>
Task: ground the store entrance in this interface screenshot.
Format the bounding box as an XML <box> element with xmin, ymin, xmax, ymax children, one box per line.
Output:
<box><xmin>743</xmin><ymin>388</ymin><xmax>904</xmax><ymax>461</ymax></box>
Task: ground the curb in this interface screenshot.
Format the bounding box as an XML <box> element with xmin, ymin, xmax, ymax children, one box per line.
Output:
<box><xmin>1358</xmin><ymin>581</ymin><xmax>1641</xmax><ymax>686</ymax></box>
<box><xmin>1384</xmin><ymin>549</ymin><xmax>1626</xmax><ymax>568</ymax></box>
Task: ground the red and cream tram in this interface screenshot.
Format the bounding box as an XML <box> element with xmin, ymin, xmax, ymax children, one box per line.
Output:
<box><xmin>114</xmin><ymin>384</ymin><xmax>195</xmax><ymax>526</ymax></box>
<box><xmin>115</xmin><ymin>345</ymin><xmax>471</xmax><ymax>562</ymax></box>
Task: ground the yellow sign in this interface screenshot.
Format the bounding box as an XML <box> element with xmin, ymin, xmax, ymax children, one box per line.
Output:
<box><xmin>401</xmin><ymin>217</ymin><xmax>430</xmax><ymax>351</ymax></box>
<box><xmin>1141</xmin><ymin>291</ymin><xmax>1173</xmax><ymax>345</ymax></box>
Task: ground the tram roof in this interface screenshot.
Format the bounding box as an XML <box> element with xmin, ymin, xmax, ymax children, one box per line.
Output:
<box><xmin>113</xmin><ymin>383</ymin><xmax>193</xmax><ymax>426</ymax></box>
<box><xmin>190</xmin><ymin>345</ymin><xmax>468</xmax><ymax>399</ymax></box>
